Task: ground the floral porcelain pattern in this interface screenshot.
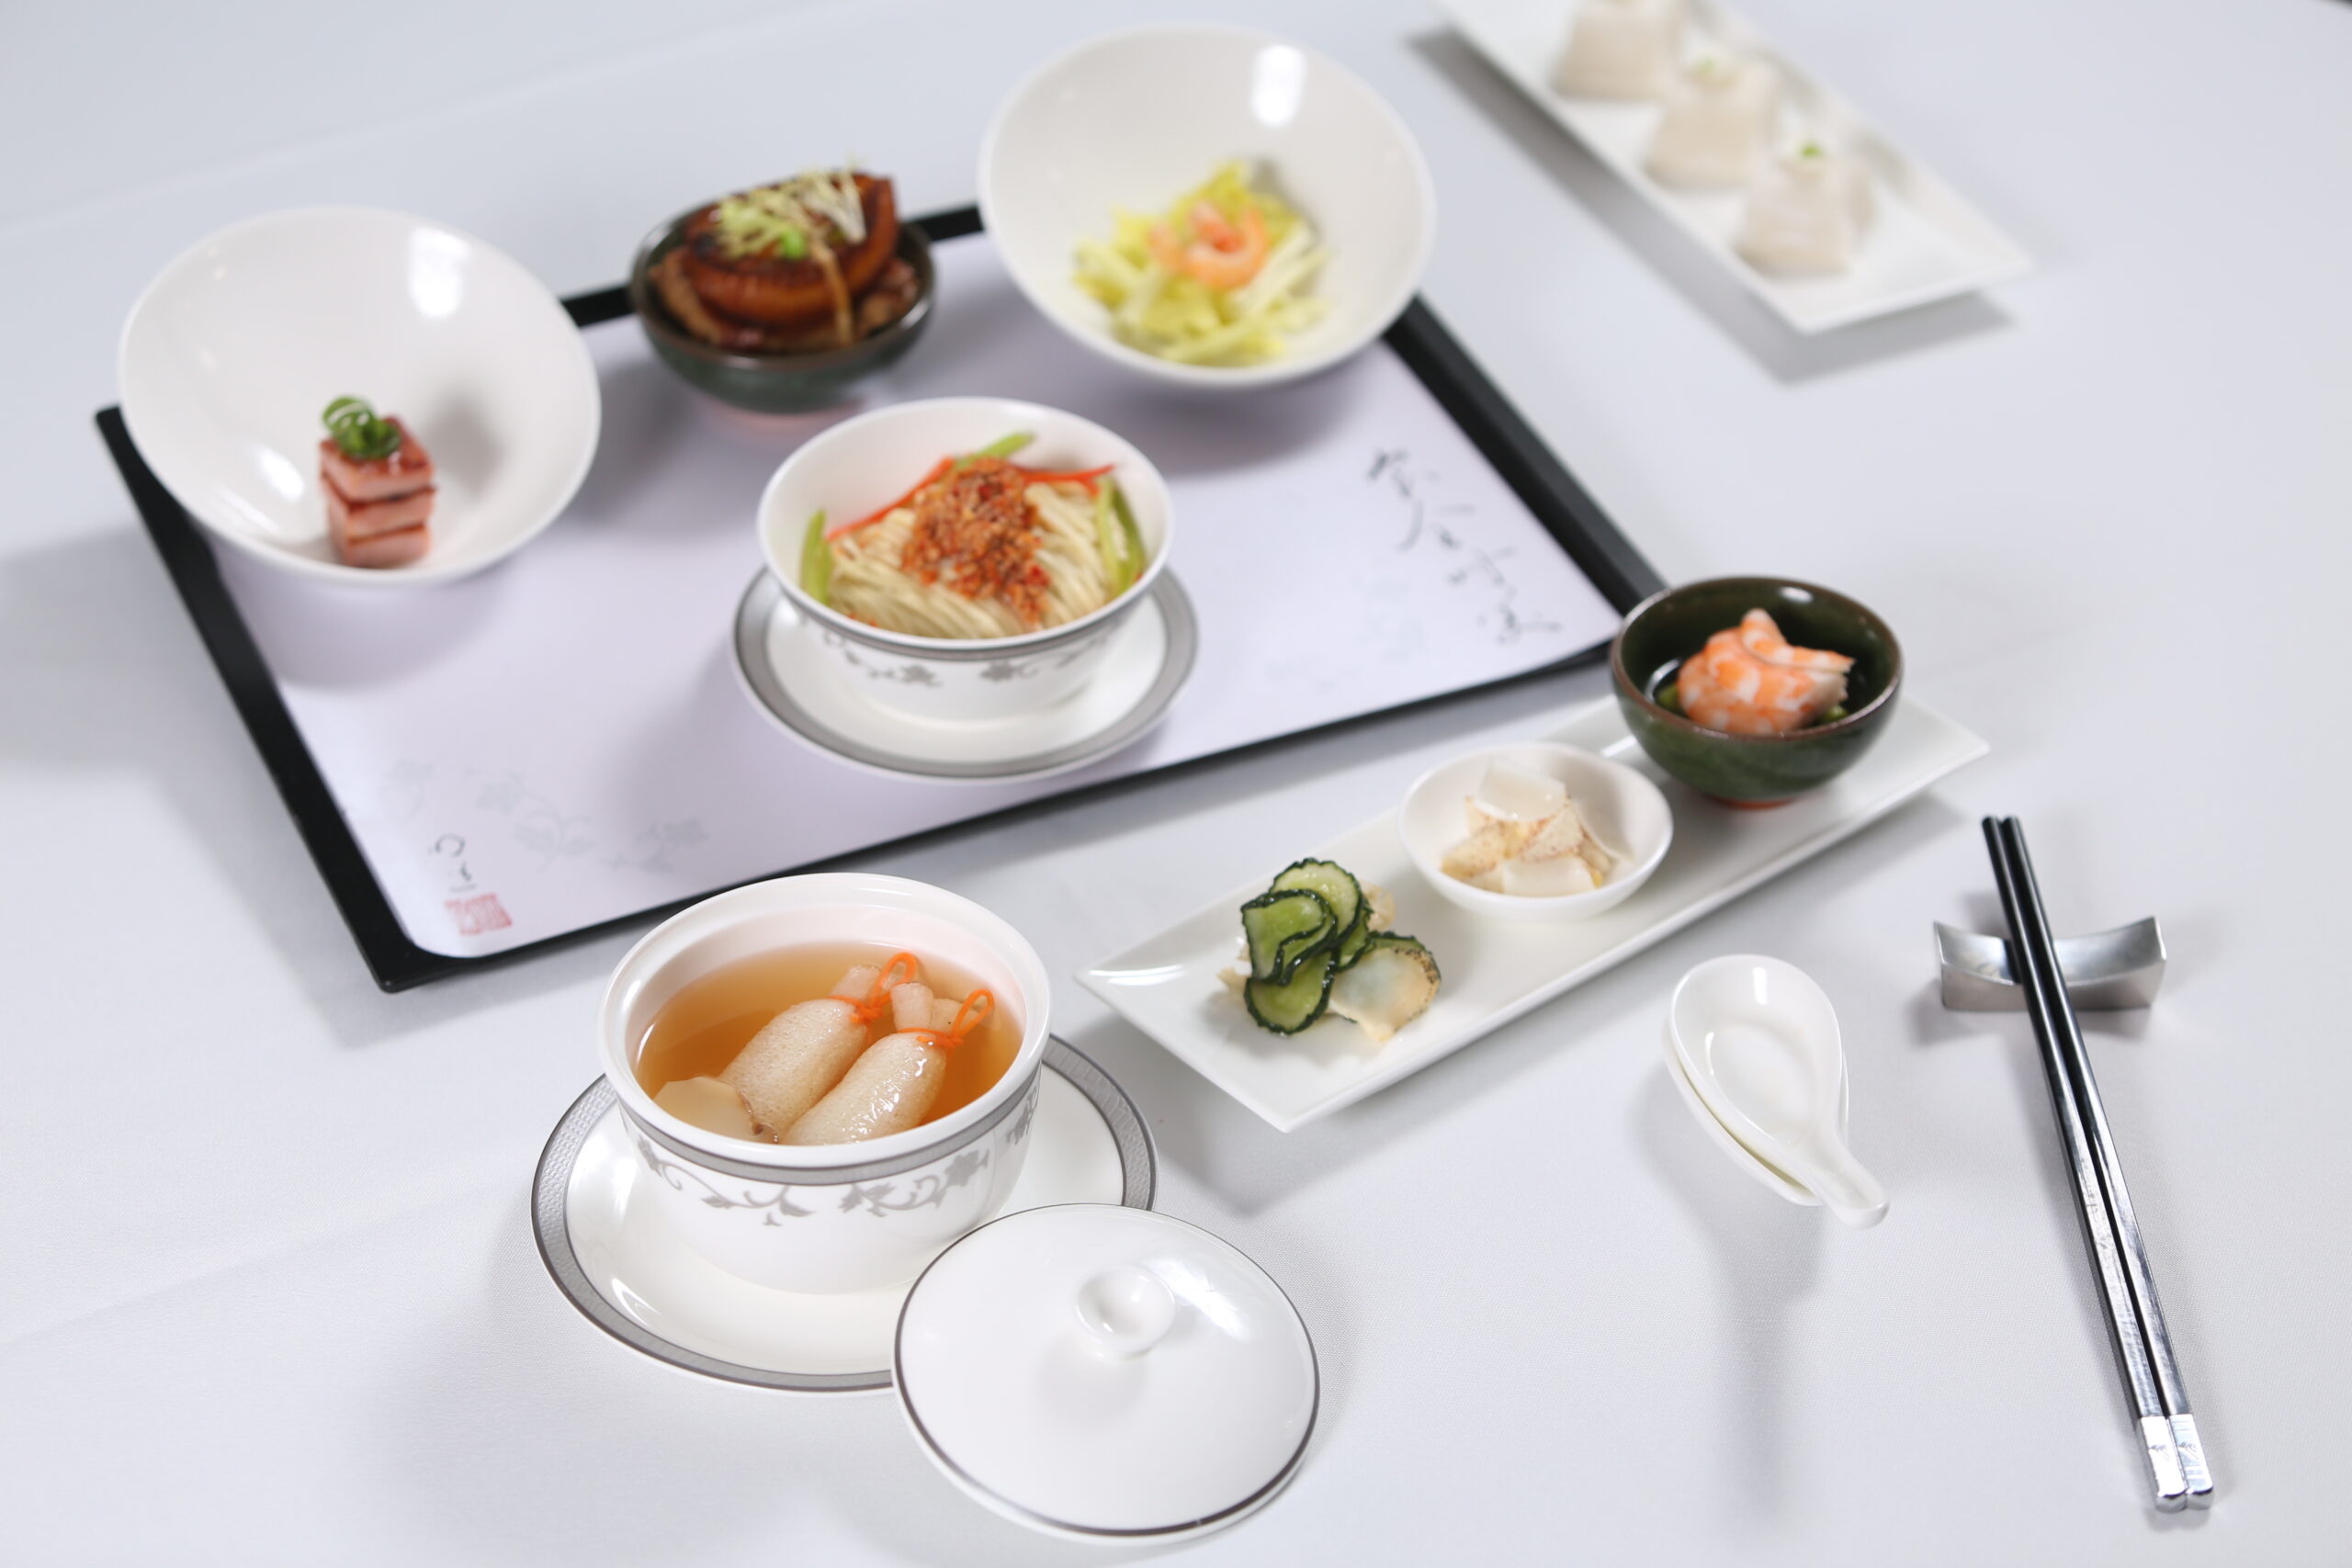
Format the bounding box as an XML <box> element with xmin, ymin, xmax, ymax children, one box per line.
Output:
<box><xmin>631</xmin><ymin>1133</ymin><xmax>998</xmax><ymax>1221</ymax></box>
<box><xmin>625</xmin><ymin>1075</ymin><xmax>1038</xmax><ymax>1222</ymax></box>
<box><xmin>620</xmin><ymin>1073</ymin><xmax>1042</xmax><ymax>1292</ymax></box>
<box><xmin>807</xmin><ymin>615</ymin><xmax>1121</xmax><ymax>722</ymax></box>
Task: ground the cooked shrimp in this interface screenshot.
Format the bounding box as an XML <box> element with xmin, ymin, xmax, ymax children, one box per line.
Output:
<box><xmin>718</xmin><ymin>953</ymin><xmax>916</xmax><ymax>1135</ymax></box>
<box><xmin>1736</xmin><ymin>609</ymin><xmax>1852</xmax><ymax>671</ymax></box>
<box><xmin>784</xmin><ymin>989</ymin><xmax>993</xmax><ymax>1145</ymax></box>
<box><xmin>1676</xmin><ymin>609</ymin><xmax>1853</xmax><ymax>735</ymax></box>
<box><xmin>1148</xmin><ymin>201</ymin><xmax>1270</xmax><ymax>291</ymax></box>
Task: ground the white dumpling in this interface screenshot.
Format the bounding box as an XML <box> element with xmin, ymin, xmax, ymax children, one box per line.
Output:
<box><xmin>1645</xmin><ymin>54</ymin><xmax>1781</xmax><ymax>189</ymax></box>
<box><xmin>1735</xmin><ymin>141</ymin><xmax>1876</xmax><ymax>275</ymax></box>
<box><xmin>1553</xmin><ymin>0</ymin><xmax>1683</xmax><ymax>100</ymax></box>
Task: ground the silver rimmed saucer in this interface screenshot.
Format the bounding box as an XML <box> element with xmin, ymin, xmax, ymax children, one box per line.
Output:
<box><xmin>731</xmin><ymin>570</ymin><xmax>1197</xmax><ymax>782</ymax></box>
<box><xmin>533</xmin><ymin>1038</ymin><xmax>1155</xmax><ymax>1393</ymax></box>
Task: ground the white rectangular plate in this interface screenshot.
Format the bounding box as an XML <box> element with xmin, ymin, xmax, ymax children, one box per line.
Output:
<box><xmin>1079</xmin><ymin>696</ymin><xmax>1986</xmax><ymax>1130</ymax></box>
<box><xmin>1431</xmin><ymin>0</ymin><xmax>2033</xmax><ymax>333</ymax></box>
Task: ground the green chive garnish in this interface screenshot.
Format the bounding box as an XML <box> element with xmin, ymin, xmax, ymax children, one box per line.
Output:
<box><xmin>322</xmin><ymin>396</ymin><xmax>401</xmax><ymax>461</ymax></box>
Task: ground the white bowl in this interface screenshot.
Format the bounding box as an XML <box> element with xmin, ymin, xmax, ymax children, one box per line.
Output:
<box><xmin>755</xmin><ymin>397</ymin><xmax>1174</xmax><ymax>724</ymax></box>
<box><xmin>596</xmin><ymin>873</ymin><xmax>1055</xmax><ymax>1294</ymax></box>
<box><xmin>119</xmin><ymin>207</ymin><xmax>601</xmax><ymax>586</ymax></box>
<box><xmin>978</xmin><ymin>24</ymin><xmax>1435</xmax><ymax>389</ymax></box>
<box><xmin>1399</xmin><ymin>742</ymin><xmax>1674</xmax><ymax>922</ymax></box>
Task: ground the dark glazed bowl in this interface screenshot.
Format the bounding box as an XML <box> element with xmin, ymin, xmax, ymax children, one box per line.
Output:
<box><xmin>627</xmin><ymin>209</ymin><xmax>934</xmax><ymax>413</ymax></box>
<box><xmin>1611</xmin><ymin>577</ymin><xmax>1903</xmax><ymax>806</ymax></box>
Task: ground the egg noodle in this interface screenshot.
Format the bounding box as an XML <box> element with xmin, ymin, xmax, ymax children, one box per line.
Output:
<box><xmin>831</xmin><ymin>481</ymin><xmax>1114</xmax><ymax>638</ymax></box>
<box><xmin>803</xmin><ymin>434</ymin><xmax>1148</xmax><ymax>641</ymax></box>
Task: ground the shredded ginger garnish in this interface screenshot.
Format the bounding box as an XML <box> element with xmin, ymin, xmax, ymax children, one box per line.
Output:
<box><xmin>711</xmin><ymin>169</ymin><xmax>868</xmax><ymax>260</ymax></box>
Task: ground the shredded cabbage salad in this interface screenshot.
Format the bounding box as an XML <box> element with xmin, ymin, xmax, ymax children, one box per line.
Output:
<box><xmin>1072</xmin><ymin>162</ymin><xmax>1329</xmax><ymax>367</ymax></box>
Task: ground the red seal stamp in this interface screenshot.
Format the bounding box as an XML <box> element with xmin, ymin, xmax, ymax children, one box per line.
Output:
<box><xmin>445</xmin><ymin>892</ymin><xmax>513</xmax><ymax>936</ymax></box>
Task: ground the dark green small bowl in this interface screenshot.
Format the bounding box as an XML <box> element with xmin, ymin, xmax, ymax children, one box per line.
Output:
<box><xmin>1611</xmin><ymin>577</ymin><xmax>1903</xmax><ymax>806</ymax></box>
<box><xmin>626</xmin><ymin>210</ymin><xmax>934</xmax><ymax>414</ymax></box>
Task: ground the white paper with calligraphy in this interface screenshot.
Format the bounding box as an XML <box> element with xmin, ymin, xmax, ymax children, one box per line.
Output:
<box><xmin>217</xmin><ymin>238</ymin><xmax>1622</xmax><ymax>957</ymax></box>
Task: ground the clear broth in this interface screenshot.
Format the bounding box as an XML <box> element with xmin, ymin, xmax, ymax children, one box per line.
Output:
<box><xmin>634</xmin><ymin>942</ymin><xmax>1021</xmax><ymax>1139</ymax></box>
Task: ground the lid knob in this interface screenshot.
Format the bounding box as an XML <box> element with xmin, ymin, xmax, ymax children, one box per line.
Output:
<box><xmin>1073</xmin><ymin>1263</ymin><xmax>1176</xmax><ymax>1359</ymax></box>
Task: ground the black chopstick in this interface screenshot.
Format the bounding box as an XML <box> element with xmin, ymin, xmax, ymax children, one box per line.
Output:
<box><xmin>1983</xmin><ymin>818</ymin><xmax>2215</xmax><ymax>1510</ymax></box>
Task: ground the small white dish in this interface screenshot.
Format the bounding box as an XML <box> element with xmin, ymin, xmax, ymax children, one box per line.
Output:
<box><xmin>731</xmin><ymin>570</ymin><xmax>1198</xmax><ymax>783</ymax></box>
<box><xmin>1666</xmin><ymin>954</ymin><xmax>1887</xmax><ymax>1227</ymax></box>
<box><xmin>1399</xmin><ymin>741</ymin><xmax>1672</xmax><ymax>922</ymax></box>
<box><xmin>1664</xmin><ymin>1026</ymin><xmax>1847</xmax><ymax>1205</ymax></box>
<box><xmin>754</xmin><ymin>397</ymin><xmax>1175</xmax><ymax>723</ymax></box>
<box><xmin>978</xmin><ymin>24</ymin><xmax>1435</xmax><ymax>389</ymax></box>
<box><xmin>896</xmin><ymin>1203</ymin><xmax>1317</xmax><ymax>1542</ymax></box>
<box><xmin>534</xmin><ymin>1041</ymin><xmax>1155</xmax><ymax>1393</ymax></box>
<box><xmin>1080</xmin><ymin>694</ymin><xmax>1984</xmax><ymax>1131</ymax></box>
<box><xmin>1432</xmin><ymin>0</ymin><xmax>2032</xmax><ymax>333</ymax></box>
<box><xmin>119</xmin><ymin>207</ymin><xmax>600</xmax><ymax>584</ymax></box>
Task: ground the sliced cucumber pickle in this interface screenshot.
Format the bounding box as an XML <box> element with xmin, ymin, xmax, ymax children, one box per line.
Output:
<box><xmin>1324</xmin><ymin>933</ymin><xmax>1442</xmax><ymax>1043</ymax></box>
<box><xmin>1269</xmin><ymin>859</ymin><xmax>1370</xmax><ymax>968</ymax></box>
<box><xmin>1240</xmin><ymin>888</ymin><xmax>1335</xmax><ymax>983</ymax></box>
<box><xmin>1244</xmin><ymin>950</ymin><xmax>1337</xmax><ymax>1034</ymax></box>
<box><xmin>1355</xmin><ymin>931</ymin><xmax>1439</xmax><ymax>976</ymax></box>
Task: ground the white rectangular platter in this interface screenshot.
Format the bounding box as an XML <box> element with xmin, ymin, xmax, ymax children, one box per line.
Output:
<box><xmin>1080</xmin><ymin>695</ymin><xmax>1985</xmax><ymax>1130</ymax></box>
<box><xmin>1432</xmin><ymin>0</ymin><xmax>2032</xmax><ymax>333</ymax></box>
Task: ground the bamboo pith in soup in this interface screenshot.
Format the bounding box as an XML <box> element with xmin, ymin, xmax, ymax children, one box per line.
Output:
<box><xmin>636</xmin><ymin>944</ymin><xmax>1018</xmax><ymax>1145</ymax></box>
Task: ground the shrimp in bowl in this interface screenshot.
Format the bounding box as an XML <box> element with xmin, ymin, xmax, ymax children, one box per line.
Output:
<box><xmin>1673</xmin><ymin>609</ymin><xmax>1855</xmax><ymax>735</ymax></box>
<box><xmin>1610</xmin><ymin>577</ymin><xmax>1904</xmax><ymax>805</ymax></box>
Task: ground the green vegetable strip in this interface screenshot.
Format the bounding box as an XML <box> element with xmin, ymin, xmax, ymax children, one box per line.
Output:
<box><xmin>955</xmin><ymin>432</ymin><xmax>1035</xmax><ymax>469</ymax></box>
<box><xmin>800</xmin><ymin>510</ymin><xmax>831</xmax><ymax>605</ymax></box>
<box><xmin>1108</xmin><ymin>483</ymin><xmax>1145</xmax><ymax>597</ymax></box>
<box><xmin>1092</xmin><ymin>483</ymin><xmax>1126</xmax><ymax>597</ymax></box>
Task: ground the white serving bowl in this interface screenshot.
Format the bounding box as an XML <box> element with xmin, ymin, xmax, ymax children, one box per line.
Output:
<box><xmin>978</xmin><ymin>24</ymin><xmax>1435</xmax><ymax>389</ymax></box>
<box><xmin>119</xmin><ymin>207</ymin><xmax>601</xmax><ymax>586</ymax></box>
<box><xmin>756</xmin><ymin>397</ymin><xmax>1174</xmax><ymax>724</ymax></box>
<box><xmin>1399</xmin><ymin>742</ymin><xmax>1674</xmax><ymax>922</ymax></box>
<box><xmin>597</xmin><ymin>873</ymin><xmax>1055</xmax><ymax>1294</ymax></box>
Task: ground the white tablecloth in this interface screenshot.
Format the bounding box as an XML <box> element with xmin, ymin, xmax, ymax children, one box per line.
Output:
<box><xmin>5</xmin><ymin>1</ymin><xmax>2347</xmax><ymax>1562</ymax></box>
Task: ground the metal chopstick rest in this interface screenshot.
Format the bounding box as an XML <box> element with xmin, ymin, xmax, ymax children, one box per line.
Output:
<box><xmin>1983</xmin><ymin>818</ymin><xmax>2215</xmax><ymax>1510</ymax></box>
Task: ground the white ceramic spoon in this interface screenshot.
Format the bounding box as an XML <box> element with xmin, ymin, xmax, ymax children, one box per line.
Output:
<box><xmin>1667</xmin><ymin>955</ymin><xmax>1889</xmax><ymax>1229</ymax></box>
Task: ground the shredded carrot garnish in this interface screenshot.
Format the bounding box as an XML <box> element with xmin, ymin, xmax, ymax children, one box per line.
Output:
<box><xmin>1011</xmin><ymin>462</ymin><xmax>1116</xmax><ymax>490</ymax></box>
<box><xmin>825</xmin><ymin>458</ymin><xmax>1116</xmax><ymax>539</ymax></box>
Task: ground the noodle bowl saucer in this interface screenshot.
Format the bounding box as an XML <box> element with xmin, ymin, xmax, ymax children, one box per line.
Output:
<box><xmin>733</xmin><ymin>568</ymin><xmax>1198</xmax><ymax>783</ymax></box>
<box><xmin>756</xmin><ymin>397</ymin><xmax>1175</xmax><ymax>726</ymax></box>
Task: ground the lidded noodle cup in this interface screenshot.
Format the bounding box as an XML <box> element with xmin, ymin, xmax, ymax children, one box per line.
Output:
<box><xmin>756</xmin><ymin>397</ymin><xmax>1175</xmax><ymax>723</ymax></box>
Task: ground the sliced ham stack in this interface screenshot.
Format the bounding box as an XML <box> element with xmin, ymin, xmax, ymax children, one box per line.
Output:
<box><xmin>319</xmin><ymin>417</ymin><xmax>435</xmax><ymax>568</ymax></box>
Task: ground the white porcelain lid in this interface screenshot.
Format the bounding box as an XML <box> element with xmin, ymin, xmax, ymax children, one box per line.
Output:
<box><xmin>893</xmin><ymin>1203</ymin><xmax>1317</xmax><ymax>1540</ymax></box>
